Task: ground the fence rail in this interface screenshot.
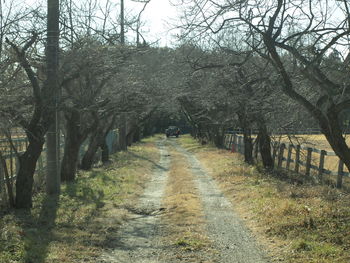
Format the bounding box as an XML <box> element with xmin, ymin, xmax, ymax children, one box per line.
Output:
<box><xmin>224</xmin><ymin>133</ymin><xmax>348</xmax><ymax>186</ymax></box>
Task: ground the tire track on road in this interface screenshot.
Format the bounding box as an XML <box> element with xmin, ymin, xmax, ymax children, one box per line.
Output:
<box><xmin>100</xmin><ymin>139</ymin><xmax>170</xmax><ymax>263</ymax></box>
<box><xmin>171</xmin><ymin>140</ymin><xmax>271</xmax><ymax>263</ymax></box>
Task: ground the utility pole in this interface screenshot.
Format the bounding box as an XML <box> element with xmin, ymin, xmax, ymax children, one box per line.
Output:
<box><xmin>120</xmin><ymin>0</ymin><xmax>125</xmax><ymax>44</ymax></box>
<box><xmin>46</xmin><ymin>0</ymin><xmax>61</xmax><ymax>195</ymax></box>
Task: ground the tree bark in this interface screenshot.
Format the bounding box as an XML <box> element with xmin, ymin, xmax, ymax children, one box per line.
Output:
<box><xmin>126</xmin><ymin>130</ymin><xmax>134</xmax><ymax>146</ymax></box>
<box><xmin>61</xmin><ymin>139</ymin><xmax>80</xmax><ymax>182</ymax></box>
<box><xmin>81</xmin><ymin>115</ymin><xmax>116</xmax><ymax>170</ymax></box>
<box><xmin>257</xmin><ymin>119</ymin><xmax>274</xmax><ymax>170</ymax></box>
<box><xmin>212</xmin><ymin>126</ymin><xmax>225</xmax><ymax>148</ymax></box>
<box><xmin>80</xmin><ymin>128</ymin><xmax>101</xmax><ymax>170</ymax></box>
<box><xmin>100</xmin><ymin>140</ymin><xmax>109</xmax><ymax>164</ymax></box>
<box><xmin>15</xmin><ymin>133</ymin><xmax>45</xmax><ymax>208</ymax></box>
<box><xmin>238</xmin><ymin>111</ymin><xmax>254</xmax><ymax>164</ymax></box>
<box><xmin>60</xmin><ymin>110</ymin><xmax>88</xmax><ymax>182</ymax></box>
<box><xmin>243</xmin><ymin>128</ymin><xmax>254</xmax><ymax>164</ymax></box>
<box><xmin>133</xmin><ymin>126</ymin><xmax>141</xmax><ymax>142</ymax></box>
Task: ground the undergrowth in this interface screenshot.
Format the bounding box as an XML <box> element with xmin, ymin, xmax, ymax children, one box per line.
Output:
<box><xmin>0</xmin><ymin>139</ymin><xmax>159</xmax><ymax>263</ymax></box>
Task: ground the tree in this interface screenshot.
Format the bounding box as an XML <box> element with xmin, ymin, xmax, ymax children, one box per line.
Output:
<box><xmin>5</xmin><ymin>33</ymin><xmax>54</xmax><ymax>208</ymax></box>
<box><xmin>177</xmin><ymin>0</ymin><xmax>350</xmax><ymax>186</ymax></box>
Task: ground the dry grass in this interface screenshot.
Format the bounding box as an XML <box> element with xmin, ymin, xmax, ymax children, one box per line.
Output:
<box><xmin>161</xmin><ymin>146</ymin><xmax>214</xmax><ymax>262</ymax></box>
<box><xmin>180</xmin><ymin>135</ymin><xmax>350</xmax><ymax>263</ymax></box>
<box><xmin>273</xmin><ymin>134</ymin><xmax>350</xmax><ymax>151</ymax></box>
<box><xmin>0</xmin><ymin>139</ymin><xmax>160</xmax><ymax>263</ymax></box>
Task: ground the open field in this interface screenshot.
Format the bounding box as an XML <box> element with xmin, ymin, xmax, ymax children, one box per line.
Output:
<box><xmin>272</xmin><ymin>134</ymin><xmax>350</xmax><ymax>151</ymax></box>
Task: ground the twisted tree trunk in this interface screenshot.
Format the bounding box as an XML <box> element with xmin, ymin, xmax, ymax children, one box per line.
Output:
<box><xmin>61</xmin><ymin>110</ymin><xmax>90</xmax><ymax>182</ymax></box>
<box><xmin>257</xmin><ymin>118</ymin><xmax>274</xmax><ymax>170</ymax></box>
<box><xmin>15</xmin><ymin>131</ymin><xmax>45</xmax><ymax>208</ymax></box>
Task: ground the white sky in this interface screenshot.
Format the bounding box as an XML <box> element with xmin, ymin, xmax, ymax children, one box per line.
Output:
<box><xmin>127</xmin><ymin>0</ymin><xmax>180</xmax><ymax>46</ymax></box>
<box><xmin>20</xmin><ymin>0</ymin><xmax>181</xmax><ymax>46</ymax></box>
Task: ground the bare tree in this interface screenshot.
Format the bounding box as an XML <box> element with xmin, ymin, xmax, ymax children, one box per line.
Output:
<box><xmin>177</xmin><ymin>0</ymin><xmax>350</xmax><ymax>186</ymax></box>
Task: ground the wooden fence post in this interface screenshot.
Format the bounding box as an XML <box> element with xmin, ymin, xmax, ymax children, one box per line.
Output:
<box><xmin>318</xmin><ymin>150</ymin><xmax>326</xmax><ymax>178</ymax></box>
<box><xmin>337</xmin><ymin>159</ymin><xmax>344</xmax><ymax>189</ymax></box>
<box><xmin>305</xmin><ymin>147</ymin><xmax>312</xmax><ymax>176</ymax></box>
<box><xmin>277</xmin><ymin>143</ymin><xmax>286</xmax><ymax>168</ymax></box>
<box><xmin>286</xmin><ymin>144</ymin><xmax>293</xmax><ymax>170</ymax></box>
<box><xmin>294</xmin><ymin>145</ymin><xmax>301</xmax><ymax>173</ymax></box>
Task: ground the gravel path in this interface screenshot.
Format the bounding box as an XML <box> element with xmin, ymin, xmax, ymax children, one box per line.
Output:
<box><xmin>171</xmin><ymin>141</ymin><xmax>271</xmax><ymax>263</ymax></box>
<box><xmin>100</xmin><ymin>138</ymin><xmax>271</xmax><ymax>263</ymax></box>
<box><xmin>100</xmin><ymin>139</ymin><xmax>170</xmax><ymax>263</ymax></box>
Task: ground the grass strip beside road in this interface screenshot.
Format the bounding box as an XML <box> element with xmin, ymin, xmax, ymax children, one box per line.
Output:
<box><xmin>0</xmin><ymin>137</ymin><xmax>159</xmax><ymax>263</ymax></box>
<box><xmin>161</xmin><ymin>145</ymin><xmax>214</xmax><ymax>262</ymax></box>
<box><xmin>179</xmin><ymin>135</ymin><xmax>350</xmax><ymax>263</ymax></box>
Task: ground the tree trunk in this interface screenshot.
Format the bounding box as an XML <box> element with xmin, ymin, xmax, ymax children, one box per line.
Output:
<box><xmin>321</xmin><ymin>109</ymin><xmax>350</xmax><ymax>188</ymax></box>
<box><xmin>243</xmin><ymin>128</ymin><xmax>254</xmax><ymax>164</ymax></box>
<box><xmin>133</xmin><ymin>126</ymin><xmax>141</xmax><ymax>142</ymax></box>
<box><xmin>15</xmin><ymin>135</ymin><xmax>44</xmax><ymax>208</ymax></box>
<box><xmin>81</xmin><ymin>115</ymin><xmax>115</xmax><ymax>170</ymax></box>
<box><xmin>257</xmin><ymin>121</ymin><xmax>274</xmax><ymax>170</ymax></box>
<box><xmin>61</xmin><ymin>140</ymin><xmax>80</xmax><ymax>182</ymax></box>
<box><xmin>80</xmin><ymin>130</ymin><xmax>101</xmax><ymax>170</ymax></box>
<box><xmin>127</xmin><ymin>130</ymin><xmax>134</xmax><ymax>146</ymax></box>
<box><xmin>213</xmin><ymin>126</ymin><xmax>225</xmax><ymax>148</ymax></box>
<box><xmin>238</xmin><ymin>111</ymin><xmax>254</xmax><ymax>164</ymax></box>
<box><xmin>101</xmin><ymin>140</ymin><xmax>109</xmax><ymax>164</ymax></box>
<box><xmin>60</xmin><ymin>111</ymin><xmax>87</xmax><ymax>182</ymax></box>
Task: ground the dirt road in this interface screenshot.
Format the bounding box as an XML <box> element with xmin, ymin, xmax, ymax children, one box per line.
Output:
<box><xmin>100</xmin><ymin>138</ymin><xmax>271</xmax><ymax>263</ymax></box>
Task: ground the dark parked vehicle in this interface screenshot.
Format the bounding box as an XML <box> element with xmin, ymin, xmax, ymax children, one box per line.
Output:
<box><xmin>165</xmin><ymin>126</ymin><xmax>180</xmax><ymax>138</ymax></box>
